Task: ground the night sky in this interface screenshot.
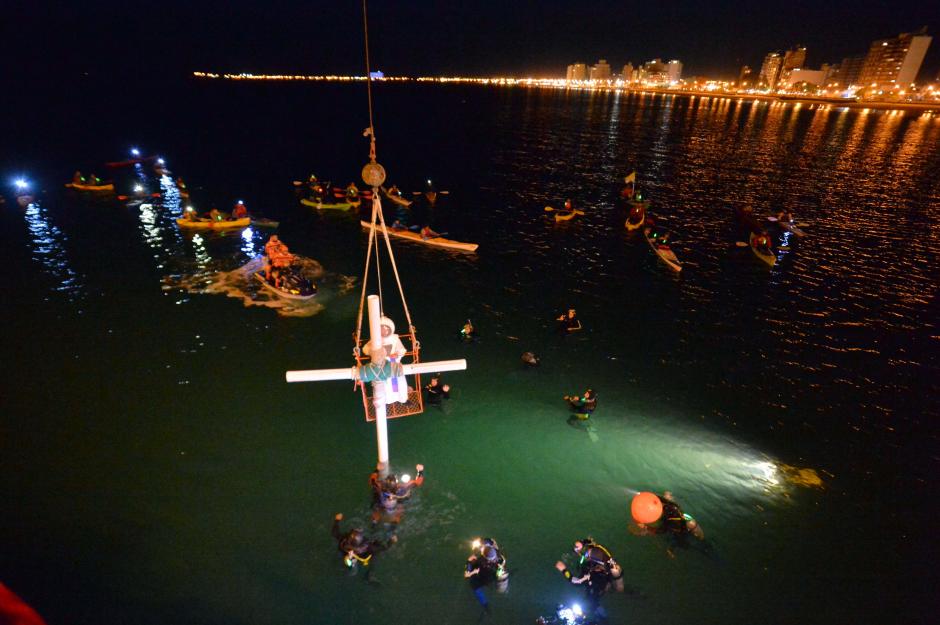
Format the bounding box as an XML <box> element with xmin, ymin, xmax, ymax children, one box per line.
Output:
<box><xmin>4</xmin><ymin>0</ymin><xmax>938</xmax><ymax>82</ymax></box>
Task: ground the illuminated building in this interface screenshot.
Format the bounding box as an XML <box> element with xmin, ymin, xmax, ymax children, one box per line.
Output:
<box><xmin>566</xmin><ymin>63</ymin><xmax>588</xmax><ymax>81</ymax></box>
<box><xmin>738</xmin><ymin>65</ymin><xmax>752</xmax><ymax>87</ymax></box>
<box><xmin>780</xmin><ymin>68</ymin><xmax>825</xmax><ymax>89</ymax></box>
<box><xmin>859</xmin><ymin>30</ymin><xmax>932</xmax><ymax>91</ymax></box>
<box><xmin>590</xmin><ymin>59</ymin><xmax>611</xmax><ymax>80</ymax></box>
<box><xmin>667</xmin><ymin>60</ymin><xmax>683</xmax><ymax>83</ymax></box>
<box><xmin>758</xmin><ymin>52</ymin><xmax>782</xmax><ymax>89</ymax></box>
<box><xmin>825</xmin><ymin>55</ymin><xmax>866</xmax><ymax>89</ymax></box>
<box><xmin>778</xmin><ymin>45</ymin><xmax>807</xmax><ymax>84</ymax></box>
<box><xmin>622</xmin><ymin>63</ymin><xmax>634</xmax><ymax>82</ymax></box>
<box><xmin>639</xmin><ymin>59</ymin><xmax>669</xmax><ymax>84</ymax></box>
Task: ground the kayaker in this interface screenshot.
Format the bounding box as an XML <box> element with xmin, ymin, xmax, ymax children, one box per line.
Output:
<box><xmin>232</xmin><ymin>201</ymin><xmax>248</xmax><ymax>219</ymax></box>
<box><xmin>73</xmin><ymin>171</ymin><xmax>84</xmax><ymax>184</ymax></box>
<box><xmin>465</xmin><ymin>537</ymin><xmax>509</xmax><ymax>610</ymax></box>
<box><xmin>564</xmin><ymin>389</ymin><xmax>597</xmax><ymax>421</ymax></box>
<box><xmin>264</xmin><ymin>235</ymin><xmax>292</xmax><ymax>280</ymax></box>
<box><xmin>564</xmin><ymin>199</ymin><xmax>573</xmax><ymax>212</ymax></box>
<box><xmin>776</xmin><ymin>209</ymin><xmax>792</xmax><ymax>223</ymax></box>
<box><xmin>424</xmin><ymin>375</ymin><xmax>450</xmax><ymax>407</ymax></box>
<box><xmin>346</xmin><ymin>182</ymin><xmax>359</xmax><ymax>200</ymax></box>
<box><xmin>557</xmin><ymin>309</ymin><xmax>582</xmax><ymax>333</ymax></box>
<box><xmin>420</xmin><ymin>225</ymin><xmax>441</xmax><ymax>240</ymax></box>
<box><xmin>208</xmin><ymin>206</ymin><xmax>222</xmax><ymax>221</ymax></box>
<box><xmin>362</xmin><ymin>316</ymin><xmax>410</xmax><ymax>404</ymax></box>
<box><xmin>182</xmin><ymin>206</ymin><xmax>199</xmax><ymax>221</ymax></box>
<box><xmin>88</xmin><ymin>173</ymin><xmax>100</xmax><ymax>185</ymax></box>
<box><xmin>332</xmin><ymin>513</ymin><xmax>396</xmax><ymax>574</ymax></box>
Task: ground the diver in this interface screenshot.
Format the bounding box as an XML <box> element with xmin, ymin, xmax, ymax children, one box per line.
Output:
<box><xmin>536</xmin><ymin>603</ymin><xmax>591</xmax><ymax>625</ymax></box>
<box><xmin>572</xmin><ymin>538</ymin><xmax>623</xmax><ymax>592</ymax></box>
<box><xmin>331</xmin><ymin>513</ymin><xmax>395</xmax><ymax>578</ymax></box>
<box><xmin>424</xmin><ymin>375</ymin><xmax>450</xmax><ymax>407</ymax></box>
<box><xmin>522</xmin><ymin>351</ymin><xmax>541</xmax><ymax>367</ymax></box>
<box><xmin>465</xmin><ymin>537</ymin><xmax>509</xmax><ymax>611</ymax></box>
<box><xmin>232</xmin><ymin>200</ymin><xmax>248</xmax><ymax>219</ymax></box>
<box><xmin>459</xmin><ymin>319</ymin><xmax>477</xmax><ymax>342</ymax></box>
<box><xmin>631</xmin><ymin>491</ymin><xmax>706</xmax><ymax>557</ymax></box>
<box><xmin>564</xmin><ymin>389</ymin><xmax>597</xmax><ymax>422</ymax></box>
<box><xmin>554</xmin><ymin>559</ymin><xmax>611</xmax><ymax>620</ymax></box>
<box><xmin>557</xmin><ymin>309</ymin><xmax>582</xmax><ymax>333</ymax></box>
<box><xmin>369</xmin><ymin>464</ymin><xmax>425</xmax><ymax>527</ymax></box>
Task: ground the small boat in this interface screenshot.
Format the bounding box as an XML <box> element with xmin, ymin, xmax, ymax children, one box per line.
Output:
<box><xmin>106</xmin><ymin>155</ymin><xmax>157</xmax><ymax>168</ymax></box>
<box><xmin>749</xmin><ymin>231</ymin><xmax>776</xmax><ymax>267</ymax></box>
<box><xmin>300</xmin><ymin>198</ymin><xmax>353</xmax><ymax>210</ymax></box>
<box><xmin>251</xmin><ymin>217</ymin><xmax>280</xmax><ymax>229</ymax></box>
<box><xmin>381</xmin><ymin>187</ymin><xmax>412</xmax><ymax>207</ymax></box>
<box><xmin>643</xmin><ymin>227</ymin><xmax>682</xmax><ymax>272</ymax></box>
<box><xmin>176</xmin><ymin>217</ymin><xmax>251</xmax><ymax>230</ymax></box>
<box><xmin>767</xmin><ymin>216</ymin><xmax>806</xmax><ymax>237</ymax></box>
<box><xmin>554</xmin><ymin>209</ymin><xmax>584</xmax><ymax>222</ymax></box>
<box><xmin>625</xmin><ymin>201</ymin><xmax>647</xmax><ymax>231</ymax></box>
<box><xmin>254</xmin><ymin>269</ymin><xmax>316</xmax><ymax>300</ymax></box>
<box><xmin>360</xmin><ymin>221</ymin><xmax>478</xmax><ymax>252</ymax></box>
<box><xmin>65</xmin><ymin>182</ymin><xmax>115</xmax><ymax>192</ymax></box>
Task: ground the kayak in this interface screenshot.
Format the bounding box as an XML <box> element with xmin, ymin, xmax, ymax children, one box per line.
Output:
<box><xmin>254</xmin><ymin>270</ymin><xmax>316</xmax><ymax>300</ymax></box>
<box><xmin>555</xmin><ymin>209</ymin><xmax>584</xmax><ymax>222</ymax></box>
<box><xmin>360</xmin><ymin>221</ymin><xmax>478</xmax><ymax>252</ymax></box>
<box><xmin>625</xmin><ymin>201</ymin><xmax>647</xmax><ymax>231</ymax></box>
<box><xmin>106</xmin><ymin>156</ymin><xmax>156</xmax><ymax>168</ymax></box>
<box><xmin>65</xmin><ymin>182</ymin><xmax>114</xmax><ymax>192</ymax></box>
<box><xmin>767</xmin><ymin>216</ymin><xmax>806</xmax><ymax>237</ymax></box>
<box><xmin>176</xmin><ymin>217</ymin><xmax>251</xmax><ymax>230</ymax></box>
<box><xmin>300</xmin><ymin>198</ymin><xmax>353</xmax><ymax>210</ymax></box>
<box><xmin>643</xmin><ymin>227</ymin><xmax>682</xmax><ymax>272</ymax></box>
<box><xmin>251</xmin><ymin>217</ymin><xmax>280</xmax><ymax>228</ymax></box>
<box><xmin>381</xmin><ymin>187</ymin><xmax>413</xmax><ymax>206</ymax></box>
<box><xmin>749</xmin><ymin>232</ymin><xmax>776</xmax><ymax>267</ymax></box>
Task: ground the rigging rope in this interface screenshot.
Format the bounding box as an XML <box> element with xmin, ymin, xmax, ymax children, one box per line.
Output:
<box><xmin>354</xmin><ymin>0</ymin><xmax>416</xmax><ymax>355</ymax></box>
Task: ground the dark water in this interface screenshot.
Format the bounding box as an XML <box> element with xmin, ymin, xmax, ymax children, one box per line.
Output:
<box><xmin>2</xmin><ymin>80</ymin><xmax>939</xmax><ymax>625</ymax></box>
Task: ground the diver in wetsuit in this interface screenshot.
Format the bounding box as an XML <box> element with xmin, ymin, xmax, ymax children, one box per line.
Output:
<box><xmin>369</xmin><ymin>465</ymin><xmax>425</xmax><ymax>527</ymax></box>
<box><xmin>554</xmin><ymin>558</ymin><xmax>612</xmax><ymax>620</ymax></box>
<box><xmin>465</xmin><ymin>537</ymin><xmax>509</xmax><ymax>610</ymax></box>
<box><xmin>424</xmin><ymin>375</ymin><xmax>450</xmax><ymax>407</ymax></box>
<box><xmin>573</xmin><ymin>538</ymin><xmax>623</xmax><ymax>591</ymax></box>
<box><xmin>565</xmin><ymin>389</ymin><xmax>597</xmax><ymax>422</ymax></box>
<box><xmin>331</xmin><ymin>513</ymin><xmax>396</xmax><ymax>576</ymax></box>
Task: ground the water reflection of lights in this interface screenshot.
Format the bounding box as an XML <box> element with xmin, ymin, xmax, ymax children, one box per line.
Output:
<box><xmin>23</xmin><ymin>202</ymin><xmax>81</xmax><ymax>294</ymax></box>
<box><xmin>191</xmin><ymin>233</ymin><xmax>211</xmax><ymax>268</ymax></box>
<box><xmin>240</xmin><ymin>227</ymin><xmax>257</xmax><ymax>256</ymax></box>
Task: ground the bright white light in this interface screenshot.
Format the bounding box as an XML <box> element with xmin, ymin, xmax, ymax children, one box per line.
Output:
<box><xmin>401</xmin><ymin>473</ymin><xmax>412</xmax><ymax>484</ymax></box>
<box><xmin>134</xmin><ymin>184</ymin><xmax>143</xmax><ymax>193</ymax></box>
<box><xmin>471</xmin><ymin>538</ymin><xmax>481</xmax><ymax>550</ymax></box>
<box><xmin>752</xmin><ymin>461</ymin><xmax>780</xmax><ymax>485</ymax></box>
<box><xmin>131</xmin><ymin>148</ymin><xmax>141</xmax><ymax>156</ymax></box>
<box><xmin>14</xmin><ymin>179</ymin><xmax>28</xmax><ymax>190</ymax></box>
<box><xmin>237</xmin><ymin>200</ymin><xmax>244</xmax><ymax>205</ymax></box>
<box><xmin>241</xmin><ymin>227</ymin><xmax>253</xmax><ymax>242</ymax></box>
<box><xmin>157</xmin><ymin>158</ymin><xmax>165</xmax><ymax>165</ymax></box>
<box><xmin>572</xmin><ymin>604</ymin><xmax>583</xmax><ymax>616</ymax></box>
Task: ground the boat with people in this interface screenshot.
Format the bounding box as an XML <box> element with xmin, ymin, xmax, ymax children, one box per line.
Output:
<box><xmin>301</xmin><ymin>197</ymin><xmax>354</xmax><ymax>210</ymax></box>
<box><xmin>767</xmin><ymin>215</ymin><xmax>806</xmax><ymax>237</ymax></box>
<box><xmin>359</xmin><ymin>221</ymin><xmax>478</xmax><ymax>252</ymax></box>
<box><xmin>176</xmin><ymin>216</ymin><xmax>251</xmax><ymax>230</ymax></box>
<box><xmin>381</xmin><ymin>186</ymin><xmax>412</xmax><ymax>207</ymax></box>
<box><xmin>643</xmin><ymin>226</ymin><xmax>682</xmax><ymax>272</ymax></box>
<box><xmin>253</xmin><ymin>268</ymin><xmax>317</xmax><ymax>300</ymax></box>
<box><xmin>625</xmin><ymin>201</ymin><xmax>648</xmax><ymax>231</ymax></box>
<box><xmin>749</xmin><ymin>231</ymin><xmax>776</xmax><ymax>267</ymax></box>
<box><xmin>66</xmin><ymin>181</ymin><xmax>114</xmax><ymax>192</ymax></box>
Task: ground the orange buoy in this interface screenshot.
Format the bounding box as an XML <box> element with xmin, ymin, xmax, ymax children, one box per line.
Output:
<box><xmin>631</xmin><ymin>491</ymin><xmax>663</xmax><ymax>524</ymax></box>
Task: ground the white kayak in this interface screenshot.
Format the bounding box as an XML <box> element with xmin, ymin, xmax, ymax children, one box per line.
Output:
<box><xmin>643</xmin><ymin>227</ymin><xmax>682</xmax><ymax>272</ymax></box>
<box><xmin>360</xmin><ymin>221</ymin><xmax>478</xmax><ymax>252</ymax></box>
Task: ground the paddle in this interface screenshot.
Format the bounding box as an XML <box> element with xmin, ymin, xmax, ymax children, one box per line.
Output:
<box><xmin>735</xmin><ymin>241</ymin><xmax>749</xmax><ymax>247</ymax></box>
<box><xmin>544</xmin><ymin>206</ymin><xmax>555</xmax><ymax>211</ymax></box>
<box><xmin>796</xmin><ymin>222</ymin><xmax>809</xmax><ymax>227</ymax></box>
<box><xmin>411</xmin><ymin>190</ymin><xmax>450</xmax><ymax>195</ymax></box>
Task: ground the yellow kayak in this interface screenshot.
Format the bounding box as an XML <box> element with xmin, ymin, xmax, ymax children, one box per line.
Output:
<box><xmin>65</xmin><ymin>182</ymin><xmax>114</xmax><ymax>192</ymax></box>
<box><xmin>176</xmin><ymin>217</ymin><xmax>251</xmax><ymax>230</ymax></box>
<box><xmin>554</xmin><ymin>209</ymin><xmax>584</xmax><ymax>222</ymax></box>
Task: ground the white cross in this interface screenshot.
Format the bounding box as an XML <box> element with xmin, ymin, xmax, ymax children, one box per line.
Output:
<box><xmin>285</xmin><ymin>294</ymin><xmax>467</xmax><ymax>476</ymax></box>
